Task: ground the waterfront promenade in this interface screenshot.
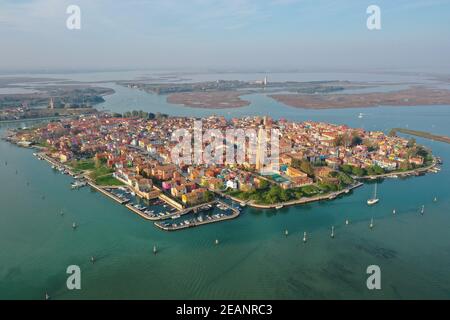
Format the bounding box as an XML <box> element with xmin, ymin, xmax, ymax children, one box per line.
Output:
<box><xmin>242</xmin><ymin>182</ymin><xmax>364</xmax><ymax>210</ymax></box>
<box><xmin>354</xmin><ymin>157</ymin><xmax>438</xmax><ymax>180</ymax></box>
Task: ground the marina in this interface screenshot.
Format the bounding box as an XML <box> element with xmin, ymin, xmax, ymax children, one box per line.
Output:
<box><xmin>154</xmin><ymin>201</ymin><xmax>240</xmax><ymax>231</ymax></box>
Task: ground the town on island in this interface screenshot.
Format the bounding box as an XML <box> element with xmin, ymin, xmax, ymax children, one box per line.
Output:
<box><xmin>4</xmin><ymin>111</ymin><xmax>441</xmax><ymax>231</ymax></box>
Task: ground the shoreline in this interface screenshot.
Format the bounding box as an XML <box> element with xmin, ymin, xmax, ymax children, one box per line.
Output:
<box><xmin>354</xmin><ymin>158</ymin><xmax>438</xmax><ymax>180</ymax></box>
<box><xmin>230</xmin><ymin>182</ymin><xmax>364</xmax><ymax>210</ymax></box>
<box><xmin>28</xmin><ymin>149</ymin><xmax>241</xmax><ymax>231</ymax></box>
<box><xmin>220</xmin><ymin>159</ymin><xmax>440</xmax><ymax>209</ymax></box>
<box><xmin>269</xmin><ymin>87</ymin><xmax>450</xmax><ymax>110</ymax></box>
<box><xmin>0</xmin><ymin>115</ymin><xmax>80</xmax><ymax>124</ymax></box>
<box><xmin>392</xmin><ymin>128</ymin><xmax>450</xmax><ymax>144</ymax></box>
<box><xmin>5</xmin><ymin>133</ymin><xmax>442</xmax><ymax>231</ymax></box>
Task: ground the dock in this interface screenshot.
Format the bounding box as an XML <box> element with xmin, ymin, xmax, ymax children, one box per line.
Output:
<box><xmin>154</xmin><ymin>200</ymin><xmax>240</xmax><ymax>231</ymax></box>
<box><xmin>88</xmin><ymin>183</ymin><xmax>129</xmax><ymax>205</ymax></box>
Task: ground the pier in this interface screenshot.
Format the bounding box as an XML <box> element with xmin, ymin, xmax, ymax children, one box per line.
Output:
<box><xmin>154</xmin><ymin>200</ymin><xmax>240</xmax><ymax>231</ymax></box>
<box><xmin>88</xmin><ymin>183</ymin><xmax>129</xmax><ymax>205</ymax></box>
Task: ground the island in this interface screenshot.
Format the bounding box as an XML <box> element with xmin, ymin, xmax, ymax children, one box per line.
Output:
<box><xmin>0</xmin><ymin>77</ymin><xmax>115</xmax><ymax>121</ymax></box>
<box><xmin>167</xmin><ymin>91</ymin><xmax>251</xmax><ymax>109</ymax></box>
<box><xmin>390</xmin><ymin>128</ymin><xmax>450</xmax><ymax>144</ymax></box>
<box><xmin>4</xmin><ymin>113</ymin><xmax>441</xmax><ymax>231</ymax></box>
<box><xmin>117</xmin><ymin>79</ymin><xmax>372</xmax><ymax>109</ymax></box>
<box><xmin>269</xmin><ymin>86</ymin><xmax>450</xmax><ymax>109</ymax></box>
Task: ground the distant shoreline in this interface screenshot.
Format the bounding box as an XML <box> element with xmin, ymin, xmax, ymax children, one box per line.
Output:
<box><xmin>392</xmin><ymin>128</ymin><xmax>450</xmax><ymax>144</ymax></box>
<box><xmin>269</xmin><ymin>87</ymin><xmax>450</xmax><ymax>110</ymax></box>
<box><xmin>0</xmin><ymin>115</ymin><xmax>78</xmax><ymax>124</ymax></box>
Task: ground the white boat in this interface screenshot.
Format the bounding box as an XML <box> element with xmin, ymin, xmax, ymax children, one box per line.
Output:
<box><xmin>71</xmin><ymin>181</ymin><xmax>87</xmax><ymax>189</ymax></box>
<box><xmin>421</xmin><ymin>205</ymin><xmax>425</xmax><ymax>215</ymax></box>
<box><xmin>358</xmin><ymin>113</ymin><xmax>364</xmax><ymax>119</ymax></box>
<box><xmin>345</xmin><ymin>219</ymin><xmax>349</xmax><ymax>225</ymax></box>
<box><xmin>367</xmin><ymin>183</ymin><xmax>379</xmax><ymax>205</ymax></box>
<box><xmin>285</xmin><ymin>229</ymin><xmax>289</xmax><ymax>236</ymax></box>
<box><xmin>303</xmin><ymin>231</ymin><xmax>307</xmax><ymax>243</ymax></box>
<box><xmin>276</xmin><ymin>205</ymin><xmax>284</xmax><ymax>210</ymax></box>
<box><xmin>393</xmin><ymin>209</ymin><xmax>396</xmax><ymax>215</ymax></box>
<box><xmin>369</xmin><ymin>217</ymin><xmax>374</xmax><ymax>229</ymax></box>
<box><xmin>331</xmin><ymin>226</ymin><xmax>335</xmax><ymax>238</ymax></box>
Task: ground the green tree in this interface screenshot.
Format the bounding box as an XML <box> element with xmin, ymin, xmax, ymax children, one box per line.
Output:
<box><xmin>291</xmin><ymin>159</ymin><xmax>315</xmax><ymax>178</ymax></box>
<box><xmin>352</xmin><ymin>166</ymin><xmax>366</xmax><ymax>176</ymax></box>
<box><xmin>351</xmin><ymin>135</ymin><xmax>363</xmax><ymax>146</ymax></box>
<box><xmin>335</xmin><ymin>135</ymin><xmax>344</xmax><ymax>147</ymax></box>
<box><xmin>258</xmin><ymin>179</ymin><xmax>270</xmax><ymax>190</ymax></box>
<box><xmin>341</xmin><ymin>164</ymin><xmax>354</xmax><ymax>175</ymax></box>
<box><xmin>204</xmin><ymin>191</ymin><xmax>215</xmax><ymax>202</ymax></box>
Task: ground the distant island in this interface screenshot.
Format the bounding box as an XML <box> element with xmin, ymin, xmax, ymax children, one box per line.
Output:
<box><xmin>167</xmin><ymin>91</ymin><xmax>251</xmax><ymax>109</ymax></box>
<box><xmin>390</xmin><ymin>128</ymin><xmax>450</xmax><ymax>144</ymax></box>
<box><xmin>118</xmin><ymin>79</ymin><xmax>450</xmax><ymax>110</ymax></box>
<box><xmin>269</xmin><ymin>87</ymin><xmax>450</xmax><ymax>109</ymax></box>
<box><xmin>0</xmin><ymin>77</ymin><xmax>115</xmax><ymax>110</ymax></box>
<box><xmin>0</xmin><ymin>106</ymin><xmax>98</xmax><ymax>122</ymax></box>
<box><xmin>118</xmin><ymin>79</ymin><xmax>371</xmax><ymax>109</ymax></box>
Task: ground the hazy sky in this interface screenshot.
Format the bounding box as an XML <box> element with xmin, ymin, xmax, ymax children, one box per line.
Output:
<box><xmin>1</xmin><ymin>0</ymin><xmax>449</xmax><ymax>71</ymax></box>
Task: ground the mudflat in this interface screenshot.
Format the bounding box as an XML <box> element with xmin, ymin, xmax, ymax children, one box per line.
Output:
<box><xmin>167</xmin><ymin>91</ymin><xmax>251</xmax><ymax>109</ymax></box>
<box><xmin>269</xmin><ymin>87</ymin><xmax>450</xmax><ymax>109</ymax></box>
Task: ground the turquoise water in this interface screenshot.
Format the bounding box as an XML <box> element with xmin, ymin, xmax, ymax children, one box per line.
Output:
<box><xmin>1</xmin><ymin>105</ymin><xmax>450</xmax><ymax>300</ymax></box>
<box><xmin>1</xmin><ymin>71</ymin><xmax>450</xmax><ymax>299</ymax></box>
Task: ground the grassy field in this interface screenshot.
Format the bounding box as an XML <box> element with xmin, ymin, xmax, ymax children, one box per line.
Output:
<box><xmin>69</xmin><ymin>159</ymin><xmax>96</xmax><ymax>173</ymax></box>
<box><xmin>89</xmin><ymin>166</ymin><xmax>115</xmax><ymax>180</ymax></box>
<box><xmin>95</xmin><ymin>174</ymin><xmax>124</xmax><ymax>186</ymax></box>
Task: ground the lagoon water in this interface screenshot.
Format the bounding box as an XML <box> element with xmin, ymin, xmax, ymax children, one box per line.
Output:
<box><xmin>1</xmin><ymin>71</ymin><xmax>450</xmax><ymax>299</ymax></box>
